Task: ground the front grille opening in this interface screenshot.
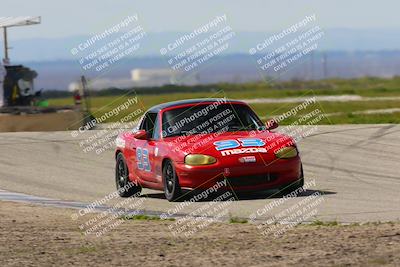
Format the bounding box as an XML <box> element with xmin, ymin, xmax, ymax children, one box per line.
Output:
<box><xmin>224</xmin><ymin>173</ymin><xmax>278</xmax><ymax>187</ymax></box>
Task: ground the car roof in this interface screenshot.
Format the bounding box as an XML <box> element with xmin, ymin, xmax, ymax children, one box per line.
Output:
<box><xmin>146</xmin><ymin>98</ymin><xmax>247</xmax><ymax>113</ymax></box>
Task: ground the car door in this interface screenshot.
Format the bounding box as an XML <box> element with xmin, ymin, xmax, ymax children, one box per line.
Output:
<box><xmin>124</xmin><ymin>116</ymin><xmax>143</xmax><ymax>181</ymax></box>
<box><xmin>134</xmin><ymin>112</ymin><xmax>159</xmax><ymax>183</ymax></box>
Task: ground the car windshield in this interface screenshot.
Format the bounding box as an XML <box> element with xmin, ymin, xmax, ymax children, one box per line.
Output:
<box><xmin>162</xmin><ymin>103</ymin><xmax>265</xmax><ymax>137</ymax></box>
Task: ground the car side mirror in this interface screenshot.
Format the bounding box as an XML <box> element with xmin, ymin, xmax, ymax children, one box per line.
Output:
<box><xmin>133</xmin><ymin>129</ymin><xmax>148</xmax><ymax>140</ymax></box>
<box><xmin>265</xmin><ymin>119</ymin><xmax>278</xmax><ymax>130</ymax></box>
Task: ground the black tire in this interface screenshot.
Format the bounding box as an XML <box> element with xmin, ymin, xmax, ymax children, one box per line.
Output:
<box><xmin>163</xmin><ymin>159</ymin><xmax>182</xmax><ymax>202</ymax></box>
<box><xmin>280</xmin><ymin>164</ymin><xmax>304</xmax><ymax>196</ymax></box>
<box><xmin>115</xmin><ymin>153</ymin><xmax>142</xmax><ymax>197</ymax></box>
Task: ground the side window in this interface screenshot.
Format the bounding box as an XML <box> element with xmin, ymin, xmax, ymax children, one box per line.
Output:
<box><xmin>152</xmin><ymin>114</ymin><xmax>160</xmax><ymax>140</ymax></box>
<box><xmin>140</xmin><ymin>112</ymin><xmax>157</xmax><ymax>138</ymax></box>
<box><xmin>138</xmin><ymin>115</ymin><xmax>146</xmax><ymax>130</ymax></box>
<box><xmin>136</xmin><ymin>115</ymin><xmax>145</xmax><ymax>131</ymax></box>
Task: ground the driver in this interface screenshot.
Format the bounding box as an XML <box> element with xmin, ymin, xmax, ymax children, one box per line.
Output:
<box><xmin>0</xmin><ymin>63</ymin><xmax>6</xmax><ymax>107</ymax></box>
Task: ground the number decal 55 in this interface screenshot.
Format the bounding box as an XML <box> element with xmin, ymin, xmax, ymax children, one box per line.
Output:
<box><xmin>136</xmin><ymin>147</ymin><xmax>151</xmax><ymax>171</ymax></box>
<box><xmin>214</xmin><ymin>138</ymin><xmax>265</xmax><ymax>151</ymax></box>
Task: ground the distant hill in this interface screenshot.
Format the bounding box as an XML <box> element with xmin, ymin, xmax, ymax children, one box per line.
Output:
<box><xmin>8</xmin><ymin>29</ymin><xmax>400</xmax><ymax>61</ymax></box>
<box><xmin>15</xmin><ymin>51</ymin><xmax>400</xmax><ymax>90</ymax></box>
<box><xmin>7</xmin><ymin>28</ymin><xmax>400</xmax><ymax>90</ymax></box>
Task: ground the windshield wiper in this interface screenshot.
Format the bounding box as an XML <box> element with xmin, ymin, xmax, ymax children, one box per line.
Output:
<box><xmin>227</xmin><ymin>125</ymin><xmax>247</xmax><ymax>131</ymax></box>
<box><xmin>227</xmin><ymin>125</ymin><xmax>261</xmax><ymax>132</ymax></box>
<box><xmin>164</xmin><ymin>130</ymin><xmax>192</xmax><ymax>138</ymax></box>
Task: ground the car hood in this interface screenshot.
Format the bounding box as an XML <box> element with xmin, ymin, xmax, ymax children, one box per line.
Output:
<box><xmin>164</xmin><ymin>130</ymin><xmax>296</xmax><ymax>158</ymax></box>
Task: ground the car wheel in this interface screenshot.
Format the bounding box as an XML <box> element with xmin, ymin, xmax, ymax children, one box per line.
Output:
<box><xmin>280</xmin><ymin>164</ymin><xmax>304</xmax><ymax>195</ymax></box>
<box><xmin>115</xmin><ymin>153</ymin><xmax>142</xmax><ymax>197</ymax></box>
<box><xmin>163</xmin><ymin>159</ymin><xmax>182</xmax><ymax>202</ymax></box>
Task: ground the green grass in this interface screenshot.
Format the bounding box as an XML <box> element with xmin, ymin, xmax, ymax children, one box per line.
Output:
<box><xmin>77</xmin><ymin>246</ymin><xmax>97</xmax><ymax>253</ymax></box>
<box><xmin>65</xmin><ymin>246</ymin><xmax>97</xmax><ymax>254</ymax></box>
<box><xmin>368</xmin><ymin>258</ymin><xmax>389</xmax><ymax>265</ymax></box>
<box><xmin>120</xmin><ymin>214</ymin><xmax>175</xmax><ymax>221</ymax></box>
<box><xmin>48</xmin><ymin>77</ymin><xmax>400</xmax><ymax>124</ymax></box>
<box><xmin>324</xmin><ymin>112</ymin><xmax>400</xmax><ymax>124</ymax></box>
<box><xmin>309</xmin><ymin>220</ymin><xmax>339</xmax><ymax>226</ymax></box>
<box><xmin>229</xmin><ymin>216</ymin><xmax>248</xmax><ymax>224</ymax></box>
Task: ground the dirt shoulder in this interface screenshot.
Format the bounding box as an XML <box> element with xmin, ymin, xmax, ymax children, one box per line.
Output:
<box><xmin>0</xmin><ymin>201</ymin><xmax>399</xmax><ymax>267</ymax></box>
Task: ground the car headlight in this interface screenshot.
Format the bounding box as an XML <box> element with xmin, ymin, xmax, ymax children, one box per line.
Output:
<box><xmin>185</xmin><ymin>154</ymin><xmax>217</xmax><ymax>165</ymax></box>
<box><xmin>275</xmin><ymin>146</ymin><xmax>298</xmax><ymax>159</ymax></box>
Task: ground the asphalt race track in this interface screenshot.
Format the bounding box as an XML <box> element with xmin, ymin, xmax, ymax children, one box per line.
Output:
<box><xmin>0</xmin><ymin>124</ymin><xmax>399</xmax><ymax>223</ymax></box>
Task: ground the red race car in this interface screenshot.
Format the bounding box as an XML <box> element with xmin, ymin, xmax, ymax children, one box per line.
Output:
<box><xmin>115</xmin><ymin>98</ymin><xmax>303</xmax><ymax>201</ymax></box>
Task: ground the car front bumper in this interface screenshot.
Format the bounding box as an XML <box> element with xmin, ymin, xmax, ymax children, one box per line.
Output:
<box><xmin>175</xmin><ymin>157</ymin><xmax>302</xmax><ymax>191</ymax></box>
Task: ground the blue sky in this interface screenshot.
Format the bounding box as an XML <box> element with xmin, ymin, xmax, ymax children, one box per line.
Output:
<box><xmin>2</xmin><ymin>0</ymin><xmax>399</xmax><ymax>40</ymax></box>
